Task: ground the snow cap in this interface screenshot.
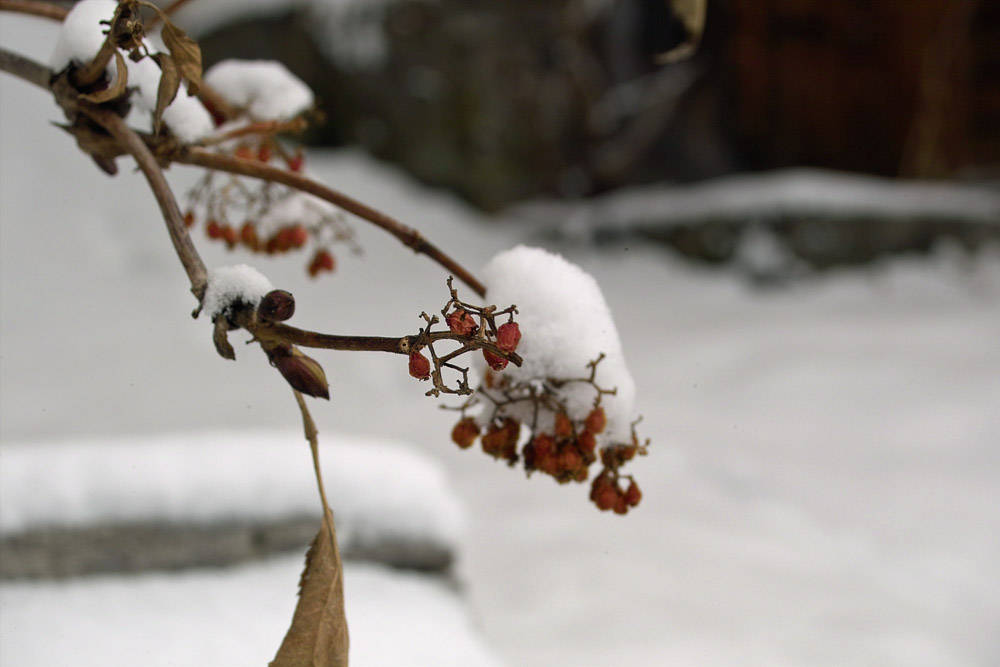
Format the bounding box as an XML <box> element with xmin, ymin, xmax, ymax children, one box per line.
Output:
<box><xmin>479</xmin><ymin>245</ymin><xmax>637</xmax><ymax>445</ymax></box>
<box><xmin>202</xmin><ymin>264</ymin><xmax>274</xmax><ymax>321</ymax></box>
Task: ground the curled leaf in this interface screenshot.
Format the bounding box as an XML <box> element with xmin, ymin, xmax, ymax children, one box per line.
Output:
<box><xmin>79</xmin><ymin>51</ymin><xmax>129</xmax><ymax>104</ymax></box>
<box><xmin>160</xmin><ymin>19</ymin><xmax>203</xmax><ymax>95</ymax></box>
<box><xmin>213</xmin><ymin>316</ymin><xmax>236</xmax><ymax>360</ymax></box>
<box><xmin>151</xmin><ymin>53</ymin><xmax>181</xmax><ymax>136</ymax></box>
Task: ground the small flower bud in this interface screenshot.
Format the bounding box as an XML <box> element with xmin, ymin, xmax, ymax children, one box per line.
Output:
<box><xmin>258</xmin><ymin>289</ymin><xmax>296</xmax><ymax>322</ymax></box>
<box><xmin>451</xmin><ymin>417</ymin><xmax>480</xmax><ymax>449</ymax></box>
<box><xmin>496</xmin><ymin>321</ymin><xmax>521</xmax><ymax>352</ymax></box>
<box><xmin>446</xmin><ymin>308</ymin><xmax>478</xmax><ymax>336</ymax></box>
<box><xmin>409</xmin><ymin>351</ymin><xmax>431</xmax><ymax>380</ymax></box>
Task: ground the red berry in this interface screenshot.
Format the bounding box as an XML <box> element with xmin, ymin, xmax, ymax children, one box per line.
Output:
<box><xmin>613</xmin><ymin>494</ymin><xmax>630</xmax><ymax>515</ymax></box>
<box><xmin>483</xmin><ymin>349</ymin><xmax>508</xmax><ymax>371</ymax></box>
<box><xmin>206</xmin><ymin>220</ymin><xmax>222</xmax><ymax>239</ymax></box>
<box><xmin>221</xmin><ymin>225</ymin><xmax>237</xmax><ymax>247</ymax></box>
<box><xmin>315</xmin><ymin>250</ymin><xmax>334</xmax><ymax>271</ymax></box>
<box><xmin>408</xmin><ymin>351</ymin><xmax>431</xmax><ymax>380</ymax></box>
<box><xmin>577</xmin><ymin>431</ymin><xmax>596</xmax><ymax>455</ymax></box>
<box><xmin>240</xmin><ymin>222</ymin><xmax>258</xmax><ymax>248</ymax></box>
<box><xmin>257</xmin><ymin>143</ymin><xmax>272</xmax><ymax>163</ymax></box>
<box><xmin>288</xmin><ymin>153</ymin><xmax>304</xmax><ymax>172</ymax></box>
<box><xmin>481</xmin><ymin>418</ymin><xmax>519</xmax><ymax>461</ymax></box>
<box><xmin>585</xmin><ymin>407</ymin><xmax>607</xmax><ymax>435</ymax></box>
<box><xmin>624</xmin><ymin>480</ymin><xmax>642</xmax><ymax>507</ymax></box>
<box><xmin>235</xmin><ymin>145</ymin><xmax>254</xmax><ymax>160</ymax></box>
<box><xmin>446</xmin><ymin>308</ymin><xmax>478</xmax><ymax>336</ymax></box>
<box><xmin>496</xmin><ymin>321</ymin><xmax>521</xmax><ymax>352</ymax></box>
<box><xmin>183</xmin><ymin>210</ymin><xmax>195</xmax><ymax>228</ymax></box>
<box><xmin>590</xmin><ymin>474</ymin><xmax>618</xmax><ymax>511</ymax></box>
<box><xmin>554</xmin><ymin>412</ymin><xmax>573</xmax><ymax>439</ymax></box>
<box><xmin>451</xmin><ymin>417</ymin><xmax>480</xmax><ymax>449</ymax></box>
<box><xmin>287</xmin><ymin>225</ymin><xmax>309</xmax><ymax>248</ymax></box>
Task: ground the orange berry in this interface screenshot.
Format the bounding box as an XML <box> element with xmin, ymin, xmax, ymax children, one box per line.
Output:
<box><xmin>240</xmin><ymin>222</ymin><xmax>258</xmax><ymax>248</ymax></box>
<box><xmin>287</xmin><ymin>225</ymin><xmax>308</xmax><ymax>248</ymax></box>
<box><xmin>554</xmin><ymin>412</ymin><xmax>573</xmax><ymax>439</ymax></box>
<box><xmin>624</xmin><ymin>480</ymin><xmax>642</xmax><ymax>507</ymax></box>
<box><xmin>585</xmin><ymin>407</ymin><xmax>607</xmax><ymax>434</ymax></box>
<box><xmin>451</xmin><ymin>417</ymin><xmax>480</xmax><ymax>449</ymax></box>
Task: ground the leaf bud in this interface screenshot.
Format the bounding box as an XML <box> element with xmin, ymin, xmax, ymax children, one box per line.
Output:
<box><xmin>257</xmin><ymin>289</ymin><xmax>296</xmax><ymax>322</ymax></box>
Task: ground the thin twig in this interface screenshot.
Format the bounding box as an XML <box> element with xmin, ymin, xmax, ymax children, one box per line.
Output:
<box><xmin>178</xmin><ymin>148</ymin><xmax>488</xmax><ymax>297</ymax></box>
<box><xmin>84</xmin><ymin>105</ymin><xmax>209</xmax><ymax>299</ymax></box>
<box><xmin>0</xmin><ymin>0</ymin><xmax>67</xmax><ymax>21</ymax></box>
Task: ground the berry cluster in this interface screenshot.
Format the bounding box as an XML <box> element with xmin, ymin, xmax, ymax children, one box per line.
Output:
<box><xmin>184</xmin><ymin>140</ymin><xmax>356</xmax><ymax>278</ymax></box>
<box><xmin>448</xmin><ymin>353</ymin><xmax>647</xmax><ymax>514</ymax></box>
<box><xmin>405</xmin><ymin>278</ymin><xmax>521</xmax><ymax>396</ymax></box>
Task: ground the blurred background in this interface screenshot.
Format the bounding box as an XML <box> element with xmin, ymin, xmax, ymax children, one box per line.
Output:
<box><xmin>2</xmin><ymin>1</ymin><xmax>999</xmax><ymax>665</ymax></box>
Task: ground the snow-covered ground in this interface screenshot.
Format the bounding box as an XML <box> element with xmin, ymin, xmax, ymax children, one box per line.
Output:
<box><xmin>3</xmin><ymin>14</ymin><xmax>1000</xmax><ymax>667</ymax></box>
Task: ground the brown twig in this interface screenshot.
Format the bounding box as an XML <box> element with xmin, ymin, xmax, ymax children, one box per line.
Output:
<box><xmin>178</xmin><ymin>148</ymin><xmax>488</xmax><ymax>297</ymax></box>
<box><xmin>0</xmin><ymin>45</ymin><xmax>52</xmax><ymax>88</ymax></box>
<box><xmin>0</xmin><ymin>0</ymin><xmax>68</xmax><ymax>21</ymax></box>
<box><xmin>83</xmin><ymin>104</ymin><xmax>209</xmax><ymax>299</ymax></box>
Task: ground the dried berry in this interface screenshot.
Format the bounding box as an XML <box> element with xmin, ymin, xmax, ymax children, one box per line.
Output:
<box><xmin>288</xmin><ymin>153</ymin><xmax>304</xmax><ymax>172</ymax></box>
<box><xmin>240</xmin><ymin>221</ymin><xmax>258</xmax><ymax>248</ymax></box>
<box><xmin>235</xmin><ymin>145</ymin><xmax>254</xmax><ymax>160</ymax></box>
<box><xmin>446</xmin><ymin>308</ymin><xmax>478</xmax><ymax>336</ymax></box>
<box><xmin>183</xmin><ymin>210</ymin><xmax>195</xmax><ymax>228</ymax></box>
<box><xmin>496</xmin><ymin>321</ymin><xmax>521</xmax><ymax>352</ymax></box>
<box><xmin>481</xmin><ymin>418</ymin><xmax>519</xmax><ymax>462</ymax></box>
<box><xmin>408</xmin><ymin>350</ymin><xmax>431</xmax><ymax>380</ymax></box>
<box><xmin>451</xmin><ymin>417</ymin><xmax>480</xmax><ymax>449</ymax></box>
<box><xmin>206</xmin><ymin>220</ymin><xmax>222</xmax><ymax>239</ymax></box>
<box><xmin>624</xmin><ymin>480</ymin><xmax>642</xmax><ymax>507</ymax></box>
<box><xmin>577</xmin><ymin>431</ymin><xmax>596</xmax><ymax>455</ymax></box>
<box><xmin>221</xmin><ymin>224</ymin><xmax>238</xmax><ymax>247</ymax></box>
<box><xmin>554</xmin><ymin>412</ymin><xmax>573</xmax><ymax>439</ymax></box>
<box><xmin>257</xmin><ymin>143</ymin><xmax>272</xmax><ymax>163</ymax></box>
<box><xmin>308</xmin><ymin>250</ymin><xmax>335</xmax><ymax>277</ymax></box>
<box><xmin>584</xmin><ymin>407</ymin><xmax>607</xmax><ymax>435</ymax></box>
<box><xmin>483</xmin><ymin>349</ymin><xmax>508</xmax><ymax>371</ymax></box>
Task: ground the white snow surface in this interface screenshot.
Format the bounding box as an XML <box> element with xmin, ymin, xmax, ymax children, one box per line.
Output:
<box><xmin>479</xmin><ymin>245</ymin><xmax>636</xmax><ymax>445</ymax></box>
<box><xmin>0</xmin><ymin>433</ymin><xmax>464</xmax><ymax>552</ymax></box>
<box><xmin>49</xmin><ymin>0</ymin><xmax>117</xmax><ymax>73</ymax></box>
<box><xmin>49</xmin><ymin>0</ymin><xmax>214</xmax><ymax>142</ymax></box>
<box><xmin>0</xmin><ymin>558</ymin><xmax>500</xmax><ymax>666</ymax></box>
<box><xmin>201</xmin><ymin>263</ymin><xmax>274</xmax><ymax>321</ymax></box>
<box><xmin>204</xmin><ymin>59</ymin><xmax>314</xmax><ymax>121</ymax></box>
<box><xmin>3</xmin><ymin>15</ymin><xmax>1000</xmax><ymax>667</ymax></box>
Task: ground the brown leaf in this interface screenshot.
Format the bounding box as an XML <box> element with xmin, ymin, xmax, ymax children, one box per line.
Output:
<box><xmin>151</xmin><ymin>53</ymin><xmax>181</xmax><ymax>136</ymax></box>
<box><xmin>271</xmin><ymin>509</ymin><xmax>349</xmax><ymax>667</ymax></box>
<box><xmin>657</xmin><ymin>0</ymin><xmax>707</xmax><ymax>64</ymax></box>
<box><xmin>160</xmin><ymin>20</ymin><xmax>203</xmax><ymax>96</ymax></box>
<box><xmin>213</xmin><ymin>316</ymin><xmax>236</xmax><ymax>360</ymax></box>
<box><xmin>80</xmin><ymin>51</ymin><xmax>129</xmax><ymax>104</ymax></box>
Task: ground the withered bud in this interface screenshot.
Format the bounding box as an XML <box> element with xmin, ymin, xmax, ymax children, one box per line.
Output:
<box><xmin>258</xmin><ymin>289</ymin><xmax>296</xmax><ymax>322</ymax></box>
<box><xmin>270</xmin><ymin>347</ymin><xmax>330</xmax><ymax>399</ymax></box>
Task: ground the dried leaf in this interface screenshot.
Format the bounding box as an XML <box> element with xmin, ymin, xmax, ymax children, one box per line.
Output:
<box><xmin>213</xmin><ymin>316</ymin><xmax>236</xmax><ymax>360</ymax></box>
<box><xmin>80</xmin><ymin>51</ymin><xmax>129</xmax><ymax>104</ymax></box>
<box><xmin>271</xmin><ymin>510</ymin><xmax>349</xmax><ymax>667</ymax></box>
<box><xmin>657</xmin><ymin>0</ymin><xmax>707</xmax><ymax>64</ymax></box>
<box><xmin>151</xmin><ymin>53</ymin><xmax>181</xmax><ymax>136</ymax></box>
<box><xmin>160</xmin><ymin>20</ymin><xmax>202</xmax><ymax>95</ymax></box>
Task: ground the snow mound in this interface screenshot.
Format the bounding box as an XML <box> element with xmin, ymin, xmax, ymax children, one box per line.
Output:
<box><xmin>204</xmin><ymin>59</ymin><xmax>314</xmax><ymax>121</ymax></box>
<box><xmin>201</xmin><ymin>264</ymin><xmax>273</xmax><ymax>321</ymax></box>
<box><xmin>0</xmin><ymin>432</ymin><xmax>465</xmax><ymax>556</ymax></box>
<box><xmin>479</xmin><ymin>245</ymin><xmax>637</xmax><ymax>445</ymax></box>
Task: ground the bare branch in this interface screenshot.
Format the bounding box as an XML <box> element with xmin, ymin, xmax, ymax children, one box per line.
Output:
<box><xmin>178</xmin><ymin>148</ymin><xmax>489</xmax><ymax>297</ymax></box>
<box><xmin>83</xmin><ymin>105</ymin><xmax>209</xmax><ymax>299</ymax></box>
<box><xmin>0</xmin><ymin>46</ymin><xmax>52</xmax><ymax>89</ymax></box>
<box><xmin>0</xmin><ymin>0</ymin><xmax>68</xmax><ymax>21</ymax></box>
